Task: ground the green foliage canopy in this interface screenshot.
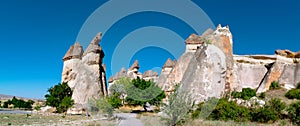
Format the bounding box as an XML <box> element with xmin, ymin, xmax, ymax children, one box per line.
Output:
<box><xmin>45</xmin><ymin>82</ymin><xmax>74</xmax><ymax>113</ymax></box>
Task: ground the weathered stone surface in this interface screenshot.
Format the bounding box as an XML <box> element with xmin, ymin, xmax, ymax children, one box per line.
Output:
<box><xmin>179</xmin><ymin>44</ymin><xmax>227</xmax><ymax>104</ymax></box>
<box><xmin>275</xmin><ymin>49</ymin><xmax>296</xmax><ymax>58</ymax></box>
<box><xmin>108</xmin><ymin>76</ymin><xmax>114</xmax><ymax>83</ymax></box>
<box><xmin>232</xmin><ymin>62</ymin><xmax>267</xmax><ymax>91</ymax></box>
<box><xmin>129</xmin><ymin>60</ymin><xmax>140</xmax><ymax>71</ymax></box>
<box><xmin>162</xmin><ymin>58</ymin><xmax>176</xmax><ymax>69</ymax></box>
<box><xmin>63</xmin><ymin>42</ymin><xmax>84</xmax><ymax>61</ymax></box>
<box><xmin>157</xmin><ymin>58</ymin><xmax>178</xmax><ymax>89</ymax></box>
<box><xmin>61</xmin><ymin>33</ymin><xmax>107</xmax><ymax>111</ymax></box>
<box><xmin>279</xmin><ymin>63</ymin><xmax>300</xmax><ymax>89</ymax></box>
<box><xmin>230</xmin><ymin>97</ymin><xmax>265</xmax><ymax>108</ymax></box>
<box><xmin>185</xmin><ymin>34</ymin><xmax>203</xmax><ymax>44</ymax></box>
<box><xmin>296</xmin><ymin>51</ymin><xmax>300</xmax><ymax>58</ymax></box>
<box><xmin>159</xmin><ymin>52</ymin><xmax>194</xmax><ymax>92</ymax></box>
<box><xmin>185</xmin><ymin>34</ymin><xmax>203</xmax><ymax>53</ymax></box>
<box><xmin>257</xmin><ymin>60</ymin><xmax>285</xmax><ymax>93</ymax></box>
<box><xmin>159</xmin><ymin>25</ymin><xmax>234</xmax><ymax>102</ymax></box>
<box><xmin>84</xmin><ymin>32</ymin><xmax>103</xmax><ymax>56</ymax></box>
<box><xmin>143</xmin><ymin>70</ymin><xmax>158</xmax><ymax>78</ymax></box>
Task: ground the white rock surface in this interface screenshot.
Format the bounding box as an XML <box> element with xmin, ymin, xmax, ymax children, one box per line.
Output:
<box><xmin>62</xmin><ymin>33</ymin><xmax>107</xmax><ymax>110</ymax></box>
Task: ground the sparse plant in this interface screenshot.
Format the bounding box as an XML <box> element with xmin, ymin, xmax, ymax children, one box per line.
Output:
<box><xmin>34</xmin><ymin>105</ymin><xmax>41</xmax><ymax>111</ymax></box>
<box><xmin>162</xmin><ymin>84</ymin><xmax>194</xmax><ymax>126</ymax></box>
<box><xmin>191</xmin><ymin>98</ymin><xmax>219</xmax><ymax>120</ymax></box>
<box><xmin>269</xmin><ymin>81</ymin><xmax>281</xmax><ymax>90</ymax></box>
<box><xmin>203</xmin><ymin>38</ymin><xmax>212</xmax><ymax>44</ymax></box>
<box><xmin>88</xmin><ymin>97</ymin><xmax>114</xmax><ymax>118</ymax></box>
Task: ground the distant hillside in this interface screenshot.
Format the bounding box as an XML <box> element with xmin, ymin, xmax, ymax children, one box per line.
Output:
<box><xmin>0</xmin><ymin>94</ymin><xmax>16</xmax><ymax>100</ymax></box>
<box><xmin>0</xmin><ymin>94</ymin><xmax>44</xmax><ymax>101</ymax></box>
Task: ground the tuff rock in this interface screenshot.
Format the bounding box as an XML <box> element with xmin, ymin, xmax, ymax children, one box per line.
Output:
<box><xmin>160</xmin><ymin>24</ymin><xmax>300</xmax><ymax>103</ymax></box>
<box><xmin>61</xmin><ymin>32</ymin><xmax>107</xmax><ymax>114</ymax></box>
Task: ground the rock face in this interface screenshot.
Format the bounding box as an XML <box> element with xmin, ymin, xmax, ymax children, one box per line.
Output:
<box><xmin>159</xmin><ymin>24</ymin><xmax>300</xmax><ymax>103</ymax></box>
<box><xmin>62</xmin><ymin>32</ymin><xmax>107</xmax><ymax>109</ymax></box>
<box><xmin>159</xmin><ymin>24</ymin><xmax>233</xmax><ymax>102</ymax></box>
<box><xmin>232</xmin><ymin>55</ymin><xmax>300</xmax><ymax>93</ymax></box>
<box><xmin>60</xmin><ymin>24</ymin><xmax>300</xmax><ymax>108</ymax></box>
<box><xmin>179</xmin><ymin>44</ymin><xmax>227</xmax><ymax>104</ymax></box>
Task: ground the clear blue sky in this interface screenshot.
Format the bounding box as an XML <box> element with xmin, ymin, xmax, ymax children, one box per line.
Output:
<box><xmin>0</xmin><ymin>0</ymin><xmax>299</xmax><ymax>99</ymax></box>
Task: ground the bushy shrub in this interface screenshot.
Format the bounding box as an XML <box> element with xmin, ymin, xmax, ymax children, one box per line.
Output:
<box><xmin>259</xmin><ymin>92</ymin><xmax>266</xmax><ymax>99</ymax></box>
<box><xmin>231</xmin><ymin>91</ymin><xmax>241</xmax><ymax>99</ymax></box>
<box><xmin>192</xmin><ymin>98</ymin><xmax>287</xmax><ymax>123</ymax></box>
<box><xmin>241</xmin><ymin>88</ymin><xmax>256</xmax><ymax>100</ymax></box>
<box><xmin>231</xmin><ymin>88</ymin><xmax>256</xmax><ymax>100</ymax></box>
<box><xmin>107</xmin><ymin>93</ymin><xmax>122</xmax><ymax>109</ymax></box>
<box><xmin>269</xmin><ymin>81</ymin><xmax>280</xmax><ymax>90</ymax></box>
<box><xmin>251</xmin><ymin>98</ymin><xmax>286</xmax><ymax>123</ymax></box>
<box><xmin>296</xmin><ymin>82</ymin><xmax>300</xmax><ymax>89</ymax></box>
<box><xmin>251</xmin><ymin>106</ymin><xmax>279</xmax><ymax>123</ymax></box>
<box><xmin>268</xmin><ymin>98</ymin><xmax>286</xmax><ymax>114</ymax></box>
<box><xmin>285</xmin><ymin>89</ymin><xmax>300</xmax><ymax>99</ymax></box>
<box><xmin>288</xmin><ymin>101</ymin><xmax>300</xmax><ymax>124</ymax></box>
<box><xmin>207</xmin><ymin>98</ymin><xmax>251</xmax><ymax>122</ymax></box>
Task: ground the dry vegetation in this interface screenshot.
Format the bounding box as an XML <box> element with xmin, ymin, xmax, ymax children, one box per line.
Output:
<box><xmin>0</xmin><ymin>114</ymin><xmax>118</xmax><ymax>126</ymax></box>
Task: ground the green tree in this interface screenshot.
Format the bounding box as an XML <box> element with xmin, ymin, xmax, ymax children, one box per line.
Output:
<box><xmin>125</xmin><ymin>77</ymin><xmax>165</xmax><ymax>106</ymax></box>
<box><xmin>45</xmin><ymin>82</ymin><xmax>74</xmax><ymax>113</ymax></box>
<box><xmin>3</xmin><ymin>101</ymin><xmax>9</xmax><ymax>108</ymax></box>
<box><xmin>57</xmin><ymin>96</ymin><xmax>74</xmax><ymax>113</ymax></box>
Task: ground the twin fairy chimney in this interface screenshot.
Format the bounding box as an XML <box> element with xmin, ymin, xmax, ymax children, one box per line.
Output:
<box><xmin>62</xmin><ymin>24</ymin><xmax>300</xmax><ymax>110</ymax></box>
<box><xmin>62</xmin><ymin>32</ymin><xmax>107</xmax><ymax>110</ymax></box>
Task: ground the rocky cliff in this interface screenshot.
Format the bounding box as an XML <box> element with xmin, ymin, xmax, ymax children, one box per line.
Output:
<box><xmin>160</xmin><ymin>24</ymin><xmax>300</xmax><ymax>104</ymax></box>
<box><xmin>62</xmin><ymin>32</ymin><xmax>107</xmax><ymax>108</ymax></box>
<box><xmin>61</xmin><ymin>24</ymin><xmax>300</xmax><ymax>107</ymax></box>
